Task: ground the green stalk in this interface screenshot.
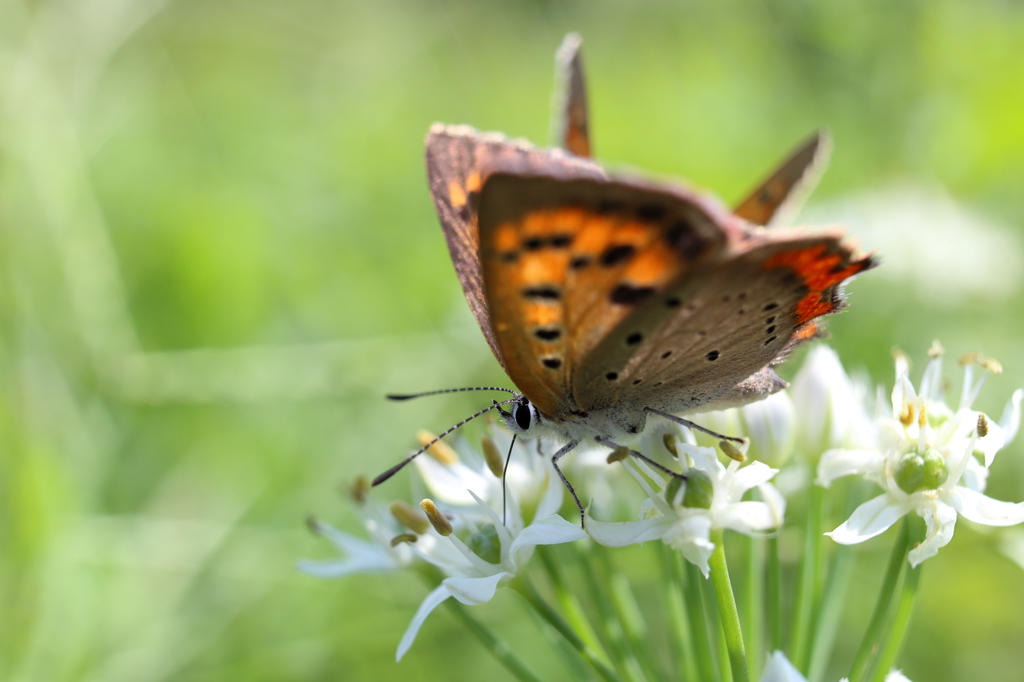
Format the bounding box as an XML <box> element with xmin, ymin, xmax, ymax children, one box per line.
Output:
<box><xmin>743</xmin><ymin>535</ymin><xmax>764</xmax><ymax>679</ymax></box>
<box><xmin>807</xmin><ymin>544</ymin><xmax>854</xmax><ymax>682</ymax></box>
<box><xmin>512</xmin><ymin>576</ymin><xmax>624</xmax><ymax>682</ymax></box>
<box><xmin>766</xmin><ymin>536</ymin><xmax>783</xmax><ymax>652</ymax></box>
<box><xmin>537</xmin><ymin>546</ymin><xmax>614</xmax><ymax>669</ymax></box>
<box><xmin>609</xmin><ymin>571</ymin><xmax>661</xmax><ymax>682</ymax></box>
<box><xmin>685</xmin><ymin>560</ymin><xmax>718</xmax><ymax>681</ymax></box>
<box><xmin>868</xmin><ymin>519</ymin><xmax>924</xmax><ymax>682</ymax></box>
<box><xmin>445</xmin><ymin>599</ymin><xmax>543</xmax><ymax>682</ymax></box>
<box><xmin>847</xmin><ymin>518</ymin><xmax>910</xmax><ymax>682</ymax></box>
<box><xmin>790</xmin><ymin>484</ymin><xmax>824</xmax><ymax>670</ymax></box>
<box><xmin>709</xmin><ymin>529</ymin><xmax>750</xmax><ymax>682</ymax></box>
<box><xmin>661</xmin><ymin>546</ymin><xmax>700</xmax><ymax>681</ymax></box>
<box><xmin>581</xmin><ymin>544</ymin><xmax>648</xmax><ymax>682</ymax></box>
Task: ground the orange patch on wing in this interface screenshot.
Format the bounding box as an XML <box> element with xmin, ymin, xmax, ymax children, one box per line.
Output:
<box><xmin>523</xmin><ymin>304</ymin><xmax>562</xmax><ymax>326</ymax></box>
<box><xmin>623</xmin><ymin>248</ymin><xmax>675</xmax><ymax>286</ymax></box>
<box><xmin>790</xmin><ymin>322</ymin><xmax>819</xmax><ymax>342</ymax></box>
<box><xmin>465</xmin><ymin>171</ymin><xmax>481</xmax><ymax>194</ymax></box>
<box><xmin>765</xmin><ymin>245</ymin><xmax>869</xmax><ymax>324</ymax></box>
<box><xmin>520</xmin><ymin>252</ymin><xmax>567</xmax><ymax>284</ymax></box>
<box><xmin>448</xmin><ymin>181</ymin><xmax>467</xmax><ymax>208</ymax></box>
<box><xmin>494</xmin><ymin>223</ymin><xmax>520</xmax><ymax>253</ymax></box>
<box><xmin>571</xmin><ymin>215</ymin><xmax>615</xmax><ymax>255</ymax></box>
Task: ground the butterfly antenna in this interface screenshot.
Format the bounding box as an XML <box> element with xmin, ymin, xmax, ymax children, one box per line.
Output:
<box><xmin>373</xmin><ymin>398</ymin><xmax>518</xmax><ymax>486</ymax></box>
<box><xmin>387</xmin><ymin>387</ymin><xmax>517</xmax><ymax>401</ymax></box>
<box><xmin>502</xmin><ymin>433</ymin><xmax>517</xmax><ymax>526</ymax></box>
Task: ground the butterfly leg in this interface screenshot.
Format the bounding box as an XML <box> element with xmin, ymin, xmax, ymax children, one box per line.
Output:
<box><xmin>549</xmin><ymin>439</ymin><xmax>584</xmax><ymax>527</ymax></box>
<box><xmin>644</xmin><ymin>407</ymin><xmax>747</xmax><ymax>444</ymax></box>
<box><xmin>595</xmin><ymin>437</ymin><xmax>687</xmax><ymax>480</ymax></box>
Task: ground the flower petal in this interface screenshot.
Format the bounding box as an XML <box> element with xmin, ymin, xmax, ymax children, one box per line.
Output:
<box><xmin>826</xmin><ymin>493</ymin><xmax>910</xmax><ymax>545</ymax></box>
<box><xmin>663</xmin><ymin>514</ymin><xmax>715</xmax><ymax>577</ymax></box>
<box><xmin>717</xmin><ymin>500</ymin><xmax>784</xmax><ymax>534</ymax></box>
<box><xmin>296</xmin><ymin>553</ymin><xmax>399</xmax><ymax>578</ymax></box>
<box><xmin>760</xmin><ymin>650</ymin><xmax>808</xmax><ymax>682</ymax></box>
<box><xmin>443</xmin><ymin>571</ymin><xmax>509</xmax><ymax>605</ymax></box>
<box><xmin>816</xmin><ymin>449</ymin><xmax>886</xmax><ymax>487</ymax></box>
<box><xmin>509</xmin><ymin>514</ymin><xmax>588</xmax><ymax>554</ymax></box>
<box><xmin>909</xmin><ymin>500</ymin><xmax>957</xmax><ymax>566</ymax></box>
<box><xmin>533</xmin><ymin>463</ymin><xmax>564</xmax><ymax>523</ymax></box>
<box><xmin>586</xmin><ymin>515</ymin><xmax>672</xmax><ymax>547</ymax></box>
<box><xmin>740</xmin><ymin>391</ymin><xmax>795</xmax><ymax>467</ymax></box>
<box><xmin>728</xmin><ymin>461</ymin><xmax>779</xmax><ymax>501</ymax></box>
<box><xmin>415</xmin><ymin>456</ymin><xmax>491</xmax><ymax>506</ymax></box>
<box><xmin>948</xmin><ymin>488</ymin><xmax>1024</xmax><ymax>527</ymax></box>
<box><xmin>1000</xmin><ymin>389</ymin><xmax>1023</xmax><ymax>447</ymax></box>
<box><xmin>396</xmin><ymin>584</ymin><xmax>451</xmax><ymax>661</ymax></box>
<box><xmin>884</xmin><ymin>670</ymin><xmax>913</xmax><ymax>682</ymax></box>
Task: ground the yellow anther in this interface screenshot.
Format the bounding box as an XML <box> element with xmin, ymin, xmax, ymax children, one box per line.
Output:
<box><xmin>977</xmin><ymin>413</ymin><xmax>989</xmax><ymax>438</ymax></box>
<box><xmin>347</xmin><ymin>475</ymin><xmax>369</xmax><ymax>505</ymax></box>
<box><xmin>417</xmin><ymin>430</ymin><xmax>459</xmax><ymax>465</ymax></box>
<box><xmin>899</xmin><ymin>403</ymin><xmax>916</xmax><ymax>427</ymax></box>
<box><xmin>958</xmin><ymin>352</ymin><xmax>980</xmax><ymax>367</ymax></box>
<box><xmin>481</xmin><ymin>435</ymin><xmax>506</xmax><ymax>478</ymax></box>
<box><xmin>720</xmin><ymin>440</ymin><xmax>746</xmax><ymax>462</ymax></box>
<box><xmin>420</xmin><ymin>498</ymin><xmax>453</xmax><ymax>536</ymax></box>
<box><xmin>390</xmin><ymin>501</ymin><xmax>429</xmax><ymax>534</ymax></box>
<box><xmin>606</xmin><ymin>446</ymin><xmax>630</xmax><ymax>464</ymax></box>
<box><xmin>979</xmin><ymin>357</ymin><xmax>1003</xmax><ymax>375</ymax></box>
<box><xmin>390</xmin><ymin>533</ymin><xmax>418</xmax><ymax>547</ymax></box>
<box><xmin>918</xmin><ymin>401</ymin><xmax>927</xmax><ymax>428</ymax></box>
<box><xmin>928</xmin><ymin>340</ymin><xmax>945</xmax><ymax>358</ymax></box>
<box><xmin>663</xmin><ymin>433</ymin><xmax>679</xmax><ymax>458</ymax></box>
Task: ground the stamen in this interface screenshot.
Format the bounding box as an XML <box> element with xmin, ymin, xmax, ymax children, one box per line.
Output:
<box><xmin>958</xmin><ymin>352</ymin><xmax>979</xmax><ymax>366</ymax></box>
<box><xmin>417</xmin><ymin>430</ymin><xmax>459</xmax><ymax>465</ymax></box>
<box><xmin>390</xmin><ymin>501</ymin><xmax>429</xmax><ymax>534</ymax></box>
<box><xmin>979</xmin><ymin>357</ymin><xmax>1003</xmax><ymax>375</ymax></box>
<box><xmin>481</xmin><ymin>435</ymin><xmax>505</xmax><ymax>477</ymax></box>
<box><xmin>390</xmin><ymin>533</ymin><xmax>418</xmax><ymax>547</ymax></box>
<box><xmin>347</xmin><ymin>475</ymin><xmax>369</xmax><ymax>504</ymax></box>
<box><xmin>927</xmin><ymin>340</ymin><xmax>945</xmax><ymax>358</ymax></box>
<box><xmin>606</xmin><ymin>446</ymin><xmax>630</xmax><ymax>463</ymax></box>
<box><xmin>977</xmin><ymin>413</ymin><xmax>989</xmax><ymax>438</ymax></box>
<box><xmin>720</xmin><ymin>440</ymin><xmax>746</xmax><ymax>462</ymax></box>
<box><xmin>899</xmin><ymin>403</ymin><xmax>916</xmax><ymax>427</ymax></box>
<box><xmin>663</xmin><ymin>432</ymin><xmax>679</xmax><ymax>458</ymax></box>
<box><xmin>420</xmin><ymin>499</ymin><xmax>453</xmax><ymax>536</ymax></box>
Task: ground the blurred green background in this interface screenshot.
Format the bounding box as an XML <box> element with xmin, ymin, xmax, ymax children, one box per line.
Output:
<box><xmin>2</xmin><ymin>0</ymin><xmax>1023</xmax><ymax>680</ymax></box>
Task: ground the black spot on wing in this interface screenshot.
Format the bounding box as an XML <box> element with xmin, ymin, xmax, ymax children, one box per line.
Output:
<box><xmin>706</xmin><ymin>350</ymin><xmax>720</xmax><ymax>361</ymax></box>
<box><xmin>600</xmin><ymin>245</ymin><xmax>635</xmax><ymax>266</ymax></box>
<box><xmin>522</xmin><ymin>286</ymin><xmax>561</xmax><ymax>301</ymax></box>
<box><xmin>610</xmin><ymin>284</ymin><xmax>656</xmax><ymax>305</ymax></box>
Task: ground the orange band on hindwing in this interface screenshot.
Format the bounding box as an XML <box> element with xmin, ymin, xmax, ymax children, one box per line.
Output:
<box><xmin>765</xmin><ymin>244</ymin><xmax>870</xmax><ymax>324</ymax></box>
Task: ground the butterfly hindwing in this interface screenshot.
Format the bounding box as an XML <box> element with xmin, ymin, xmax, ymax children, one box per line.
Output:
<box><xmin>476</xmin><ymin>170</ymin><xmax>739</xmax><ymax>417</ymax></box>
<box><xmin>573</xmin><ymin>230</ymin><xmax>874</xmax><ymax>414</ymax></box>
<box><xmin>551</xmin><ymin>32</ymin><xmax>591</xmax><ymax>158</ymax></box>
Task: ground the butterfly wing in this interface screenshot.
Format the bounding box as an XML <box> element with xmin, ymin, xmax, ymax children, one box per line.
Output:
<box><xmin>572</xmin><ymin>228</ymin><xmax>874</xmax><ymax>415</ymax></box>
<box><xmin>551</xmin><ymin>32</ymin><xmax>592</xmax><ymax>157</ymax></box>
<box><xmin>476</xmin><ymin>169</ymin><xmax>743</xmax><ymax>418</ymax></box>
<box><xmin>425</xmin><ymin>125</ymin><xmax>606</xmax><ymax>376</ymax></box>
<box><xmin>734</xmin><ymin>131</ymin><xmax>831</xmax><ymax>227</ymax></box>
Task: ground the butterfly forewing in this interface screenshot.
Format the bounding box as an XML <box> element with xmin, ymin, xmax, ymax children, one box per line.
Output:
<box><xmin>476</xmin><ymin>172</ymin><xmax>736</xmax><ymax>417</ymax></box>
<box><xmin>734</xmin><ymin>131</ymin><xmax>831</xmax><ymax>227</ymax></box>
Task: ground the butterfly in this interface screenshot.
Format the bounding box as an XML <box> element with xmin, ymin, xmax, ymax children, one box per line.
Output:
<box><xmin>375</xmin><ymin>33</ymin><xmax>875</xmax><ymax>524</ymax></box>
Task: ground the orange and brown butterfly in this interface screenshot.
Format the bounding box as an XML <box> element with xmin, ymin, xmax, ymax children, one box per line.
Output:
<box><xmin>377</xmin><ymin>33</ymin><xmax>875</xmax><ymax>523</ymax></box>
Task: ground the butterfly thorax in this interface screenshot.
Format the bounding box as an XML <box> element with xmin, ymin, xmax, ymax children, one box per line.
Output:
<box><xmin>499</xmin><ymin>393</ymin><xmax>648</xmax><ymax>444</ymax></box>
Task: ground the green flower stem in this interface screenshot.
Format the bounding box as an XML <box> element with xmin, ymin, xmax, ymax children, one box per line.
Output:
<box><xmin>709</xmin><ymin>529</ymin><xmax>750</xmax><ymax>682</ymax></box>
<box><xmin>743</xmin><ymin>535</ymin><xmax>764</xmax><ymax>680</ymax></box>
<box><xmin>766</xmin><ymin>536</ymin><xmax>783</xmax><ymax>652</ymax></box>
<box><xmin>537</xmin><ymin>546</ymin><xmax>614</xmax><ymax>670</ymax></box>
<box><xmin>848</xmin><ymin>518</ymin><xmax>910</xmax><ymax>682</ymax></box>
<box><xmin>790</xmin><ymin>484</ymin><xmax>825</xmax><ymax>670</ymax></box>
<box><xmin>685</xmin><ymin>560</ymin><xmax>719</xmax><ymax>682</ymax></box>
<box><xmin>609</xmin><ymin>570</ymin><xmax>661</xmax><ymax>682</ymax></box>
<box><xmin>661</xmin><ymin>546</ymin><xmax>700</xmax><ymax>682</ymax></box>
<box><xmin>444</xmin><ymin>599</ymin><xmax>543</xmax><ymax>682</ymax></box>
<box><xmin>868</xmin><ymin>519</ymin><xmax>925</xmax><ymax>682</ymax></box>
<box><xmin>808</xmin><ymin>544</ymin><xmax>854</xmax><ymax>682</ymax></box>
<box><xmin>580</xmin><ymin>545</ymin><xmax>649</xmax><ymax>682</ymax></box>
<box><xmin>512</xmin><ymin>576</ymin><xmax>624</xmax><ymax>682</ymax></box>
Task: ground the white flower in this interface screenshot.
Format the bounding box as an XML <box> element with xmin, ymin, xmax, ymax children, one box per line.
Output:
<box><xmin>300</xmin><ymin>425</ymin><xmax>587</xmax><ymax>661</ymax></box>
<box><xmin>789</xmin><ymin>345</ymin><xmax>875</xmax><ymax>458</ymax></box>
<box><xmin>395</xmin><ymin>488</ymin><xmax>585</xmax><ymax>660</ymax></box>
<box><xmin>759</xmin><ymin>650</ymin><xmax>911</xmax><ymax>682</ymax></box>
<box><xmin>819</xmin><ymin>347</ymin><xmax>1024</xmax><ymax>566</ymax></box>
<box><xmin>586</xmin><ymin>442</ymin><xmax>785</xmax><ymax>576</ymax></box>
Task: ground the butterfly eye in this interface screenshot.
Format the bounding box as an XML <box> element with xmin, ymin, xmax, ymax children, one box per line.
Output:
<box><xmin>514</xmin><ymin>403</ymin><xmax>532</xmax><ymax>430</ymax></box>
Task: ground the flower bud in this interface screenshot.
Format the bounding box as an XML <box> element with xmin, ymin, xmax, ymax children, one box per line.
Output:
<box><xmin>420</xmin><ymin>498</ymin><xmax>453</xmax><ymax>536</ymax></box>
<box><xmin>481</xmin><ymin>435</ymin><xmax>506</xmax><ymax>477</ymax></box>
<box><xmin>789</xmin><ymin>345</ymin><xmax>864</xmax><ymax>459</ymax></box>
<box><xmin>417</xmin><ymin>430</ymin><xmax>458</xmax><ymax>465</ymax></box>
<box><xmin>664</xmin><ymin>476</ymin><xmax>685</xmax><ymax>505</ymax></box>
<box><xmin>921</xmin><ymin>449</ymin><xmax>948</xmax><ymax>489</ymax></box>
<box><xmin>390</xmin><ymin>500</ymin><xmax>429</xmax><ymax>534</ymax></box>
<box><xmin>894</xmin><ymin>452</ymin><xmax>925</xmax><ymax>494</ymax></box>
<box><xmin>390</xmin><ymin>533</ymin><xmax>418</xmax><ymax>547</ymax></box>
<box><xmin>467</xmin><ymin>523</ymin><xmax>501</xmax><ymax>564</ymax></box>
<box><xmin>738</xmin><ymin>391</ymin><xmax>795</xmax><ymax>467</ymax></box>
<box><xmin>606</xmin><ymin>446</ymin><xmax>630</xmax><ymax>463</ymax></box>
<box><xmin>682</xmin><ymin>470</ymin><xmax>714</xmax><ymax>510</ymax></box>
